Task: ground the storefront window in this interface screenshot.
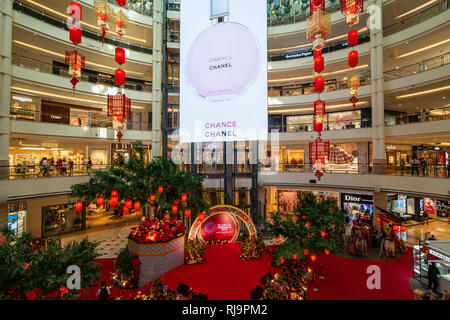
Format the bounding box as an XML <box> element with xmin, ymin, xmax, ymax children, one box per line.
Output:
<box><xmin>70</xmin><ymin>109</ymin><xmax>89</xmax><ymax>127</ymax></box>
<box><xmin>327</xmin><ymin>110</ymin><xmax>361</xmax><ymax>130</ymax></box>
<box><xmin>275</xmin><ymin>189</ymin><xmax>339</xmax><ymax>213</ymax></box>
<box><xmin>326</xmin><ymin>143</ymin><xmax>358</xmax><ymax>173</ymax></box>
<box><xmin>286</xmin><ymin>115</ymin><xmax>313</xmax><ymax>132</ymax></box>
<box><xmin>341</xmin><ymin>193</ymin><xmax>373</xmax><ymax>226</ymax></box>
<box><xmin>10</xmin><ymin>95</ymin><xmax>39</xmax><ymax>121</ymax></box>
<box><xmin>42</xmin><ymin>203</ymin><xmax>83</xmax><ymax>237</ymax></box>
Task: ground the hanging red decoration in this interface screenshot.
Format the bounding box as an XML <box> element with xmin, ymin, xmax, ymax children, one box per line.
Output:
<box><xmin>134</xmin><ymin>201</ymin><xmax>140</xmax><ymax>211</ymax></box>
<box><xmin>314</xmin><ymin>100</ymin><xmax>326</xmax><ymax>133</ymax></box>
<box><xmin>324</xmin><ymin>248</ymin><xmax>330</xmax><ymax>255</ymax></box>
<box><xmin>313</xmin><ymin>49</ymin><xmax>322</xmax><ymax>59</ymax></box>
<box><xmin>110</xmin><ymin>196</ymin><xmax>118</xmax><ymax>207</ymax></box>
<box><xmin>111</xmin><ymin>190</ymin><xmax>118</xmax><ymax>197</ymax></box>
<box><xmin>320</xmin><ymin>231</ymin><xmax>326</xmax><ymax>238</ymax></box>
<box><xmin>65</xmin><ymin>51</ymin><xmax>85</xmax><ymax>91</ymax></box>
<box><xmin>348</xmin><ymin>29</ymin><xmax>358</xmax><ymax>47</ymax></box>
<box><xmin>393</xmin><ymin>225</ymin><xmax>399</xmax><ymax>232</ymax></box>
<box><xmin>69</xmin><ymin>25</ymin><xmax>82</xmax><ymax>45</ymax></box>
<box><xmin>97</xmin><ymin>196</ymin><xmax>104</xmax><ymax>207</ymax></box>
<box><xmin>172</xmin><ymin>204</ymin><xmax>178</xmax><ymax>214</ymax></box>
<box><xmin>309</xmin><ymin>137</ymin><xmax>330</xmax><ymax>181</ymax></box>
<box><xmin>181</xmin><ymin>193</ymin><xmax>187</xmax><ymax>202</ymax></box>
<box><xmin>94</xmin><ymin>0</ymin><xmax>112</xmax><ymax>44</ymax></box>
<box><xmin>107</xmin><ymin>93</ymin><xmax>131</xmax><ymax>142</ymax></box>
<box><xmin>158</xmin><ymin>186</ymin><xmax>164</xmax><ymax>193</ymax></box>
<box><xmin>304</xmin><ymin>248</ymin><xmax>309</xmax><ymax>255</ymax></box>
<box><xmin>310</xmin><ymin>0</ymin><xmax>325</xmax><ymax>15</ymax></box>
<box><xmin>115</xmin><ymin>47</ymin><xmax>126</xmax><ymax>65</ymax></box>
<box><xmin>198</xmin><ymin>213</ymin><xmax>205</xmax><ymax>221</ymax></box>
<box><xmin>125</xmin><ymin>199</ymin><xmax>132</xmax><ymax>209</ymax></box>
<box><xmin>185</xmin><ymin>209</ymin><xmax>191</xmax><ymax>218</ymax></box>
<box><xmin>150</xmin><ymin>194</ymin><xmax>156</xmax><ymax>201</ymax></box>
<box><xmin>341</xmin><ymin>0</ymin><xmax>364</xmax><ymax>26</ymax></box>
<box><xmin>314</xmin><ymin>76</ymin><xmax>324</xmax><ymax>93</ymax></box>
<box><xmin>116</xmin><ymin>0</ymin><xmax>127</xmax><ymax>6</ymax></box>
<box><xmin>75</xmin><ymin>201</ymin><xmax>83</xmax><ymax>212</ymax></box>
<box><xmin>400</xmin><ymin>225</ymin><xmax>406</xmax><ymax>232</ymax></box>
<box><xmin>310</xmin><ymin>254</ymin><xmax>317</xmax><ymax>262</ymax></box>
<box><xmin>348</xmin><ymin>50</ymin><xmax>358</xmax><ymax>67</ymax></box>
<box><xmin>276</xmin><ymin>236</ymin><xmax>280</xmax><ymax>244</ymax></box>
<box><xmin>123</xmin><ymin>206</ymin><xmax>129</xmax><ymax>214</ymax></box>
<box><xmin>314</xmin><ymin>56</ymin><xmax>324</xmax><ymax>74</ymax></box>
<box><xmin>376</xmin><ymin>216</ymin><xmax>381</xmax><ymax>223</ymax></box>
<box><xmin>115</xmin><ymin>69</ymin><xmax>126</xmax><ymax>86</ymax></box>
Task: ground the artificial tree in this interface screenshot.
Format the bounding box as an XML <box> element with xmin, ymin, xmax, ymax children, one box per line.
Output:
<box><xmin>71</xmin><ymin>141</ymin><xmax>209</xmax><ymax>219</ymax></box>
<box><xmin>0</xmin><ymin>227</ymin><xmax>100</xmax><ymax>300</ymax></box>
<box><xmin>266</xmin><ymin>192</ymin><xmax>346</xmax><ymax>265</ymax></box>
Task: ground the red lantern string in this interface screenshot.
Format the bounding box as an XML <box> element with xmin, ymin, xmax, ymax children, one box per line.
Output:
<box><xmin>134</xmin><ymin>201</ymin><xmax>140</xmax><ymax>211</ymax></box>
<box><xmin>185</xmin><ymin>209</ymin><xmax>191</xmax><ymax>218</ymax></box>
<box><xmin>97</xmin><ymin>196</ymin><xmax>104</xmax><ymax>207</ymax></box>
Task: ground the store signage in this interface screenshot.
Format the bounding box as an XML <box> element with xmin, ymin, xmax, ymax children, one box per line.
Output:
<box><xmin>428</xmin><ymin>249</ymin><xmax>450</xmax><ymax>263</ymax></box>
<box><xmin>344</xmin><ymin>195</ymin><xmax>361</xmax><ymax>202</ymax></box>
<box><xmin>200</xmin><ymin>212</ymin><xmax>238</xmax><ymax>242</ymax></box>
<box><xmin>342</xmin><ymin>193</ymin><xmax>373</xmax><ymax>203</ymax></box>
<box><xmin>41</xmin><ymin>143</ymin><xmax>58</xmax><ymax>148</ymax></box>
<box><xmin>180</xmin><ymin>0</ymin><xmax>268</xmax><ymax>142</ymax></box>
<box><xmin>386</xmin><ymin>145</ymin><xmax>397</xmax><ymax>150</ymax></box>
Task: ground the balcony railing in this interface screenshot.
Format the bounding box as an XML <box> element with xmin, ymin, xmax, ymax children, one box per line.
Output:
<box><xmin>10</xmin><ymin>107</ymin><xmax>151</xmax><ymax>131</ymax></box>
<box><xmin>383</xmin><ymin>0</ymin><xmax>449</xmax><ymax>37</ymax></box>
<box><xmin>385</xmin><ymin>107</ymin><xmax>450</xmax><ymax>126</ymax></box>
<box><xmin>107</xmin><ymin>0</ymin><xmax>153</xmax><ymax>16</ymax></box>
<box><xmin>13</xmin><ymin>1</ymin><xmax>152</xmax><ymax>54</ymax></box>
<box><xmin>11</xmin><ymin>53</ymin><xmax>152</xmax><ymax>93</ymax></box>
<box><xmin>384</xmin><ymin>52</ymin><xmax>450</xmax><ymax>80</ymax></box>
<box><xmin>1</xmin><ymin>164</ymin><xmax>109</xmax><ymax>180</ymax></box>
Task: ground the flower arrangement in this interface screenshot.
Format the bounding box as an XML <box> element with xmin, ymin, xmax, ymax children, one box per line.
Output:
<box><xmin>263</xmin><ymin>258</ymin><xmax>310</xmax><ymax>300</ymax></box>
<box><xmin>185</xmin><ymin>239</ymin><xmax>206</xmax><ymax>265</ymax></box>
<box><xmin>207</xmin><ymin>240</ymin><xmax>229</xmax><ymax>245</ymax></box>
<box><xmin>240</xmin><ymin>237</ymin><xmax>265</xmax><ymax>260</ymax></box>
<box><xmin>134</xmin><ymin>278</ymin><xmax>184</xmax><ymax>300</ymax></box>
<box><xmin>112</xmin><ymin>248</ymin><xmax>141</xmax><ymax>289</ymax></box>
<box><xmin>129</xmin><ymin>216</ymin><xmax>186</xmax><ymax>244</ymax></box>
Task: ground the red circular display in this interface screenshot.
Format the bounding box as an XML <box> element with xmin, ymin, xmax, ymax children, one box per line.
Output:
<box><xmin>200</xmin><ymin>213</ymin><xmax>238</xmax><ymax>243</ymax></box>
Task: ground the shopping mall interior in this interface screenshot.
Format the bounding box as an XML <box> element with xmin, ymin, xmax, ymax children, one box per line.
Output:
<box><xmin>0</xmin><ymin>0</ymin><xmax>449</xmax><ymax>303</ymax></box>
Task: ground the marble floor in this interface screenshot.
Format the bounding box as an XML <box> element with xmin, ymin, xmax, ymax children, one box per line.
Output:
<box><xmin>406</xmin><ymin>219</ymin><xmax>450</xmax><ymax>245</ymax></box>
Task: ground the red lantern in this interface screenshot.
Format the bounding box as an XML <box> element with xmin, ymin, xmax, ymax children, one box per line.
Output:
<box><xmin>400</xmin><ymin>225</ymin><xmax>406</xmax><ymax>232</ymax></box>
<box><xmin>150</xmin><ymin>194</ymin><xmax>156</xmax><ymax>201</ymax></box>
<box><xmin>304</xmin><ymin>248</ymin><xmax>309</xmax><ymax>255</ymax></box>
<box><xmin>310</xmin><ymin>254</ymin><xmax>317</xmax><ymax>262</ymax></box>
<box><xmin>320</xmin><ymin>231</ymin><xmax>326</xmax><ymax>238</ymax></box>
<box><xmin>185</xmin><ymin>209</ymin><xmax>191</xmax><ymax>218</ymax></box>
<box><xmin>348</xmin><ymin>50</ymin><xmax>358</xmax><ymax>67</ymax></box>
<box><xmin>158</xmin><ymin>186</ymin><xmax>163</xmax><ymax>193</ymax></box>
<box><xmin>134</xmin><ymin>201</ymin><xmax>140</xmax><ymax>211</ymax></box>
<box><xmin>75</xmin><ymin>201</ymin><xmax>83</xmax><ymax>212</ymax></box>
<box><xmin>348</xmin><ymin>30</ymin><xmax>358</xmax><ymax>47</ymax></box>
<box><xmin>181</xmin><ymin>193</ymin><xmax>187</xmax><ymax>202</ymax></box>
<box><xmin>115</xmin><ymin>69</ymin><xmax>125</xmax><ymax>86</ymax></box>
<box><xmin>313</xmin><ymin>49</ymin><xmax>322</xmax><ymax>58</ymax></box>
<box><xmin>125</xmin><ymin>200</ymin><xmax>132</xmax><ymax>209</ymax></box>
<box><xmin>276</xmin><ymin>236</ymin><xmax>280</xmax><ymax>243</ymax></box>
<box><xmin>123</xmin><ymin>206</ymin><xmax>129</xmax><ymax>214</ymax></box>
<box><xmin>174</xmin><ymin>199</ymin><xmax>180</xmax><ymax>205</ymax></box>
<box><xmin>314</xmin><ymin>76</ymin><xmax>324</xmax><ymax>93</ymax></box>
<box><xmin>314</xmin><ymin>56</ymin><xmax>324</xmax><ymax>74</ymax></box>
<box><xmin>115</xmin><ymin>47</ymin><xmax>126</xmax><ymax>65</ymax></box>
<box><xmin>198</xmin><ymin>213</ymin><xmax>205</xmax><ymax>221</ymax></box>
<box><xmin>107</xmin><ymin>93</ymin><xmax>131</xmax><ymax>142</ymax></box>
<box><xmin>69</xmin><ymin>25</ymin><xmax>82</xmax><ymax>45</ymax></box>
<box><xmin>172</xmin><ymin>204</ymin><xmax>178</xmax><ymax>214</ymax></box>
<box><xmin>306</xmin><ymin>221</ymin><xmax>311</xmax><ymax>228</ymax></box>
<box><xmin>324</xmin><ymin>248</ymin><xmax>330</xmax><ymax>255</ymax></box>
<box><xmin>314</xmin><ymin>99</ymin><xmax>325</xmax><ymax>133</ymax></box>
<box><xmin>393</xmin><ymin>225</ymin><xmax>399</xmax><ymax>232</ymax></box>
<box><xmin>97</xmin><ymin>196</ymin><xmax>104</xmax><ymax>207</ymax></box>
<box><xmin>116</xmin><ymin>0</ymin><xmax>127</xmax><ymax>6</ymax></box>
<box><xmin>110</xmin><ymin>196</ymin><xmax>118</xmax><ymax>207</ymax></box>
<box><xmin>65</xmin><ymin>51</ymin><xmax>85</xmax><ymax>90</ymax></box>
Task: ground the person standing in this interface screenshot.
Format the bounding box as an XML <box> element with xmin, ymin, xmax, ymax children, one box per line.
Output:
<box><xmin>400</xmin><ymin>159</ymin><xmax>405</xmax><ymax>176</ymax></box>
<box><xmin>86</xmin><ymin>158</ymin><xmax>92</xmax><ymax>175</ymax></box>
<box><xmin>423</xmin><ymin>211</ymin><xmax>429</xmax><ymax>225</ymax></box>
<box><xmin>427</xmin><ymin>262</ymin><xmax>440</xmax><ymax>293</ymax></box>
<box><xmin>68</xmin><ymin>159</ymin><xmax>74</xmax><ymax>176</ymax></box>
<box><xmin>421</xmin><ymin>158</ymin><xmax>427</xmax><ymax>176</ymax></box>
<box><xmin>96</xmin><ymin>282</ymin><xmax>111</xmax><ymax>301</ymax></box>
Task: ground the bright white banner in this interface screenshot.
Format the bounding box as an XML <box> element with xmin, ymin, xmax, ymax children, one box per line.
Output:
<box><xmin>180</xmin><ymin>0</ymin><xmax>268</xmax><ymax>143</ymax></box>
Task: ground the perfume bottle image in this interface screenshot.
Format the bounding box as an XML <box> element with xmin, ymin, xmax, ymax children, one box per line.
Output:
<box><xmin>185</xmin><ymin>0</ymin><xmax>261</xmax><ymax>102</ymax></box>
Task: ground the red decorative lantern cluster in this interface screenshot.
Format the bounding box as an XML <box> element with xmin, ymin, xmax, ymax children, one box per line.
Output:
<box><xmin>341</xmin><ymin>0</ymin><xmax>364</xmax><ymax>26</ymax></box>
<box><xmin>107</xmin><ymin>93</ymin><xmax>131</xmax><ymax>142</ymax></box>
<box><xmin>309</xmin><ymin>137</ymin><xmax>330</xmax><ymax>181</ymax></box>
<box><xmin>307</xmin><ymin>1</ymin><xmax>330</xmax><ymax>51</ymax></box>
<box><xmin>65</xmin><ymin>50</ymin><xmax>85</xmax><ymax>91</ymax></box>
<box><xmin>342</xmin><ymin>2</ymin><xmax>363</xmax><ymax>109</ymax></box>
<box><xmin>94</xmin><ymin>0</ymin><xmax>112</xmax><ymax>44</ymax></box>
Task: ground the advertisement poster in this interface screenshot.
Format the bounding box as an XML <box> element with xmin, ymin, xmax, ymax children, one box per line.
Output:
<box><xmin>200</xmin><ymin>213</ymin><xmax>238</xmax><ymax>242</ymax></box>
<box><xmin>180</xmin><ymin>0</ymin><xmax>268</xmax><ymax>143</ymax></box>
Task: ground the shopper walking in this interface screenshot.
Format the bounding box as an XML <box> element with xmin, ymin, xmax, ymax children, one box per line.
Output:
<box><xmin>427</xmin><ymin>262</ymin><xmax>440</xmax><ymax>293</ymax></box>
<box><xmin>421</xmin><ymin>158</ymin><xmax>427</xmax><ymax>176</ymax></box>
<box><xmin>61</xmin><ymin>159</ymin><xmax>67</xmax><ymax>176</ymax></box>
<box><xmin>411</xmin><ymin>158</ymin><xmax>420</xmax><ymax>176</ymax></box>
<box><xmin>400</xmin><ymin>159</ymin><xmax>405</xmax><ymax>175</ymax></box>
<box><xmin>86</xmin><ymin>158</ymin><xmax>92</xmax><ymax>175</ymax></box>
<box><xmin>422</xmin><ymin>211</ymin><xmax>429</xmax><ymax>225</ymax></box>
<box><xmin>68</xmin><ymin>159</ymin><xmax>74</xmax><ymax>176</ymax></box>
<box><xmin>96</xmin><ymin>282</ymin><xmax>111</xmax><ymax>301</ymax></box>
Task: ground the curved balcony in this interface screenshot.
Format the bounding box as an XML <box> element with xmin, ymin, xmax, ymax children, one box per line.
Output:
<box><xmin>13</xmin><ymin>1</ymin><xmax>152</xmax><ymax>56</ymax></box>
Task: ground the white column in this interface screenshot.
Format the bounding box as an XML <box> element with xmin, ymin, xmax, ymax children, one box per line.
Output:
<box><xmin>151</xmin><ymin>0</ymin><xmax>163</xmax><ymax>158</ymax></box>
<box><xmin>369</xmin><ymin>0</ymin><xmax>385</xmax><ymax>174</ymax></box>
<box><xmin>0</xmin><ymin>0</ymin><xmax>13</xmax><ymax>177</ymax></box>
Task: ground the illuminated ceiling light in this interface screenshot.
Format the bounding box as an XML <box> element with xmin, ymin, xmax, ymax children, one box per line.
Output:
<box><xmin>25</xmin><ymin>0</ymin><xmax>146</xmax><ymax>43</ymax></box>
<box><xmin>268</xmin><ymin>64</ymin><xmax>369</xmax><ymax>83</ymax></box>
<box><xmin>396</xmin><ymin>86</ymin><xmax>450</xmax><ymax>99</ymax></box>
<box><xmin>268</xmin><ymin>27</ymin><xmax>368</xmax><ymax>53</ymax></box>
<box><xmin>268</xmin><ymin>101</ymin><xmax>368</xmax><ymax>113</ymax></box>
<box><xmin>12</xmin><ymin>40</ymin><xmax>144</xmax><ymax>76</ymax></box>
<box><xmin>395</xmin><ymin>0</ymin><xmax>438</xmax><ymax>19</ymax></box>
<box><xmin>396</xmin><ymin>39</ymin><xmax>450</xmax><ymax>58</ymax></box>
<box><xmin>10</xmin><ymin>86</ymin><xmax>145</xmax><ymax>110</ymax></box>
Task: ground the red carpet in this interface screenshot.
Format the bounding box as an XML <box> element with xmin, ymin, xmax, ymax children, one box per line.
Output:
<box><xmin>78</xmin><ymin>244</ymin><xmax>415</xmax><ymax>300</ymax></box>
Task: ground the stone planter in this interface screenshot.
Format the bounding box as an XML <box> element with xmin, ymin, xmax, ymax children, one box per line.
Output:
<box><xmin>128</xmin><ymin>236</ymin><xmax>185</xmax><ymax>287</ymax></box>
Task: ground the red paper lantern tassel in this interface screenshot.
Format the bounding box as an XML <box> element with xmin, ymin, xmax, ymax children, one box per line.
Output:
<box><xmin>348</xmin><ymin>30</ymin><xmax>358</xmax><ymax>47</ymax></box>
<box><xmin>348</xmin><ymin>50</ymin><xmax>359</xmax><ymax>68</ymax></box>
<box><xmin>314</xmin><ymin>76</ymin><xmax>324</xmax><ymax>93</ymax></box>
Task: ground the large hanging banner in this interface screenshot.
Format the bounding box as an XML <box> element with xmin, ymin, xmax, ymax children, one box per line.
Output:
<box><xmin>180</xmin><ymin>0</ymin><xmax>268</xmax><ymax>143</ymax></box>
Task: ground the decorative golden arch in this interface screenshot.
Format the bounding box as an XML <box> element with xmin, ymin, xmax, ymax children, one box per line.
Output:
<box><xmin>188</xmin><ymin>205</ymin><xmax>258</xmax><ymax>243</ymax></box>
